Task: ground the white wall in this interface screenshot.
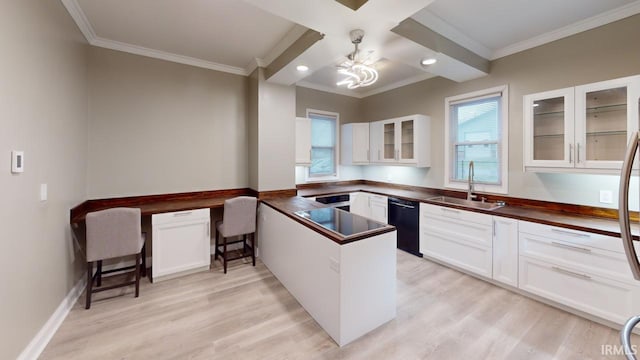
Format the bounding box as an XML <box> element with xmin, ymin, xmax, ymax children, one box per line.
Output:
<box><xmin>0</xmin><ymin>1</ymin><xmax>88</xmax><ymax>358</ymax></box>
<box><xmin>87</xmin><ymin>47</ymin><xmax>249</xmax><ymax>198</ymax></box>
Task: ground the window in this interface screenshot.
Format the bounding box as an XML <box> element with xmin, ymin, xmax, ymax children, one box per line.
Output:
<box><xmin>444</xmin><ymin>85</ymin><xmax>509</xmax><ymax>194</ymax></box>
<box><xmin>307</xmin><ymin>110</ymin><xmax>339</xmax><ymax>179</ymax></box>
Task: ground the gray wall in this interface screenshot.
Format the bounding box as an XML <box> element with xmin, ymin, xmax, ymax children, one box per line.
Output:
<box><xmin>0</xmin><ymin>1</ymin><xmax>89</xmax><ymax>359</ymax></box>
<box><xmin>296</xmin><ymin>86</ymin><xmax>362</xmax><ymax>124</ymax></box>
<box><xmin>248</xmin><ymin>69</ymin><xmax>259</xmax><ymax>190</ymax></box>
<box><xmin>87</xmin><ymin>47</ymin><xmax>249</xmax><ymax>198</ymax></box>
<box><xmin>257</xmin><ymin>69</ymin><xmax>296</xmax><ymax>191</ymax></box>
<box><xmin>358</xmin><ymin>14</ymin><xmax>640</xmax><ymax>209</ymax></box>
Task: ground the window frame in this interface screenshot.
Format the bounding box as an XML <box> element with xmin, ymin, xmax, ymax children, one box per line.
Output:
<box><xmin>305</xmin><ymin>109</ymin><xmax>340</xmax><ymax>182</ymax></box>
<box><xmin>444</xmin><ymin>85</ymin><xmax>509</xmax><ymax>194</ymax></box>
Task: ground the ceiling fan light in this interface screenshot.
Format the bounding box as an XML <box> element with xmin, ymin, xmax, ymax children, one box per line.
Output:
<box><xmin>337</xmin><ymin>29</ymin><xmax>379</xmax><ymax>89</ymax></box>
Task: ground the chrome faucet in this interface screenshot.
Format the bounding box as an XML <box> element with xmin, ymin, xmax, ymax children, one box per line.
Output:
<box><xmin>467</xmin><ymin>161</ymin><xmax>477</xmax><ymax>201</ymax></box>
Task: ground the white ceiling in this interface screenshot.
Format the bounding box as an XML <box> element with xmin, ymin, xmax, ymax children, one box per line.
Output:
<box><xmin>62</xmin><ymin>0</ymin><xmax>640</xmax><ymax>98</ymax></box>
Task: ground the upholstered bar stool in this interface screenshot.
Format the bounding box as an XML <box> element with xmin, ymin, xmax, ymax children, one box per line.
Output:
<box><xmin>85</xmin><ymin>207</ymin><xmax>145</xmax><ymax>309</ymax></box>
<box><xmin>214</xmin><ymin>196</ymin><xmax>257</xmax><ymax>273</ymax></box>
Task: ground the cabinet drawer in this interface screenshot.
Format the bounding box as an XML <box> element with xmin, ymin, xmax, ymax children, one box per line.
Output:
<box><xmin>519</xmin><ymin>231</ymin><xmax>633</xmax><ymax>281</ymax></box>
<box><xmin>152</xmin><ymin>208</ymin><xmax>210</xmax><ymax>225</ymax></box>
<box><xmin>421</xmin><ymin>227</ymin><xmax>492</xmax><ymax>278</ymax></box>
<box><xmin>420</xmin><ymin>203</ymin><xmax>492</xmax><ymax>226</ymax></box>
<box><xmin>421</xmin><ymin>215</ymin><xmax>492</xmax><ymax>247</ymax></box>
<box><xmin>519</xmin><ymin>256</ymin><xmax>640</xmax><ymax>324</ymax></box>
<box><xmin>519</xmin><ymin>221</ymin><xmax>623</xmax><ymax>253</ymax></box>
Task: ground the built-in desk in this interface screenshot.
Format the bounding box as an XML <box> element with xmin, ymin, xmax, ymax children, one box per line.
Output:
<box><xmin>69</xmin><ymin>188</ymin><xmax>295</xmax><ymax>281</ymax></box>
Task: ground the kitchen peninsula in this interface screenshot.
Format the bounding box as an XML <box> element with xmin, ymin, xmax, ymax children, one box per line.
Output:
<box><xmin>259</xmin><ymin>197</ymin><xmax>397</xmax><ymax>346</ymax></box>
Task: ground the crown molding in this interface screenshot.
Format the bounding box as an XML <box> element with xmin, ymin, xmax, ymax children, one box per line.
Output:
<box><xmin>61</xmin><ymin>0</ymin><xmax>96</xmax><ymax>41</ymax></box>
<box><xmin>491</xmin><ymin>0</ymin><xmax>640</xmax><ymax>60</ymax></box>
<box><xmin>91</xmin><ymin>37</ymin><xmax>248</xmax><ymax>75</ymax></box>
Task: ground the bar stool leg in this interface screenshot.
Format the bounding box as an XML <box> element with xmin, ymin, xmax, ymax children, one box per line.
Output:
<box><xmin>96</xmin><ymin>260</ymin><xmax>102</xmax><ymax>287</ymax></box>
<box><xmin>251</xmin><ymin>233</ymin><xmax>256</xmax><ymax>267</ymax></box>
<box><xmin>223</xmin><ymin>236</ymin><xmax>228</xmax><ymax>274</ymax></box>
<box><xmin>134</xmin><ymin>253</ymin><xmax>141</xmax><ymax>298</ymax></box>
<box><xmin>86</xmin><ymin>261</ymin><xmax>93</xmax><ymax>309</ymax></box>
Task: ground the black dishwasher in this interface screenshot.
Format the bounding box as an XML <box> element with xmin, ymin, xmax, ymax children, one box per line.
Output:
<box><xmin>388</xmin><ymin>197</ymin><xmax>422</xmax><ymax>257</ymax></box>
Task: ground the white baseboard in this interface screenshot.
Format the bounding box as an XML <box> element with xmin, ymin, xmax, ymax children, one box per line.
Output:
<box><xmin>17</xmin><ymin>276</ymin><xmax>87</xmax><ymax>360</ymax></box>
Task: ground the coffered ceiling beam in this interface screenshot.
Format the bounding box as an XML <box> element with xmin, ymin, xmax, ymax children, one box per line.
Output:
<box><xmin>264</xmin><ymin>29</ymin><xmax>325</xmax><ymax>80</ymax></box>
<box><xmin>391</xmin><ymin>18</ymin><xmax>489</xmax><ymax>74</ymax></box>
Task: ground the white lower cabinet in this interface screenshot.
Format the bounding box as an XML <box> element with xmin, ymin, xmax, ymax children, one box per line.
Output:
<box><xmin>492</xmin><ymin>217</ymin><xmax>519</xmax><ymax>287</ymax></box>
<box><xmin>419</xmin><ymin>203</ymin><xmax>493</xmax><ymax>278</ymax></box>
<box><xmin>350</xmin><ymin>192</ymin><xmax>388</xmax><ymax>224</ymax></box>
<box><xmin>369</xmin><ymin>194</ymin><xmax>388</xmax><ymax>224</ymax></box>
<box><xmin>152</xmin><ymin>208</ymin><xmax>211</xmax><ymax>282</ymax></box>
<box><xmin>518</xmin><ymin>220</ymin><xmax>640</xmax><ymax>325</ymax></box>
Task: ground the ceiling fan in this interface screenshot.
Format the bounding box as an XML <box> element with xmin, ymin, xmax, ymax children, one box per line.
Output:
<box><xmin>336</xmin><ymin>29</ymin><xmax>379</xmax><ymax>89</ymax></box>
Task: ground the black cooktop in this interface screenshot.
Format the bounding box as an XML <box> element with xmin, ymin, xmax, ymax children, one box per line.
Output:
<box><xmin>294</xmin><ymin>207</ymin><xmax>388</xmax><ymax>237</ymax></box>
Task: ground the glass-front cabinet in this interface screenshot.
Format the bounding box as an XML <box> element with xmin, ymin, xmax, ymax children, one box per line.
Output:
<box><xmin>524</xmin><ymin>87</ymin><xmax>575</xmax><ymax>168</ymax></box>
<box><xmin>369</xmin><ymin>114</ymin><xmax>430</xmax><ymax>167</ymax></box>
<box><xmin>524</xmin><ymin>75</ymin><xmax>640</xmax><ymax>172</ymax></box>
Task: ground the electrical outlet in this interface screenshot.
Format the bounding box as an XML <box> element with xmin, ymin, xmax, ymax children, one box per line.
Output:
<box><xmin>599</xmin><ymin>190</ymin><xmax>613</xmax><ymax>204</ymax></box>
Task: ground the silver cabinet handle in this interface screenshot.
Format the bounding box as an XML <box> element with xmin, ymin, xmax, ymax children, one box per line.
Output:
<box><xmin>550</xmin><ymin>241</ymin><xmax>591</xmax><ymax>253</ymax></box>
<box><xmin>441</xmin><ymin>207</ymin><xmax>459</xmax><ymax>213</ymax></box>
<box><xmin>619</xmin><ymin>131</ymin><xmax>640</xmax><ymax>280</ymax></box>
<box><xmin>551</xmin><ymin>266</ymin><xmax>592</xmax><ymax>280</ymax></box>
<box><xmin>173</xmin><ymin>211</ymin><xmax>193</xmax><ymax>217</ymax></box>
<box><xmin>550</xmin><ymin>228</ymin><xmax>590</xmax><ymax>238</ymax></box>
<box><xmin>569</xmin><ymin>143</ymin><xmax>573</xmax><ymax>163</ymax></box>
<box><xmin>576</xmin><ymin>143</ymin><xmax>581</xmax><ymax>163</ymax></box>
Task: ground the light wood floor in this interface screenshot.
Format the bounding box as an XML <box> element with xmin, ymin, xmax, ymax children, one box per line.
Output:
<box><xmin>41</xmin><ymin>251</ymin><xmax>634</xmax><ymax>359</ymax></box>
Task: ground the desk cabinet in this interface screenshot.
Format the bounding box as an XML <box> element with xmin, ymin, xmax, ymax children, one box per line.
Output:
<box><xmin>152</xmin><ymin>208</ymin><xmax>211</xmax><ymax>282</ymax></box>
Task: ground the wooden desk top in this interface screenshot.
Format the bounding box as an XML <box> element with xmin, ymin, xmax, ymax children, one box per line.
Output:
<box><xmin>70</xmin><ymin>188</ymin><xmax>257</xmax><ymax>223</ymax></box>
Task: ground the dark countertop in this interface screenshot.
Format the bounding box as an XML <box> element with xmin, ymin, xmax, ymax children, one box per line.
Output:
<box><xmin>261</xmin><ymin>197</ymin><xmax>396</xmax><ymax>245</ymax></box>
<box><xmin>298</xmin><ymin>184</ymin><xmax>640</xmax><ymax>240</ymax></box>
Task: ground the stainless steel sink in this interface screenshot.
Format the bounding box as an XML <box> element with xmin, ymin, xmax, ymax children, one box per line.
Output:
<box><xmin>427</xmin><ymin>196</ymin><xmax>505</xmax><ymax>211</ymax></box>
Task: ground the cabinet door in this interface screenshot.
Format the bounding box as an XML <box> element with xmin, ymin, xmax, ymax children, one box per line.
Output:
<box><xmin>369</xmin><ymin>121</ymin><xmax>383</xmax><ymax>163</ymax></box>
<box><xmin>380</xmin><ymin>120</ymin><xmax>397</xmax><ymax>162</ymax></box>
<box><xmin>352</xmin><ymin>123</ymin><xmax>370</xmax><ymax>163</ymax></box>
<box><xmin>369</xmin><ymin>195</ymin><xmax>388</xmax><ymax>224</ymax></box>
<box><xmin>295</xmin><ymin>117</ymin><xmax>312</xmax><ymax>165</ymax></box>
<box><xmin>349</xmin><ymin>192</ymin><xmax>371</xmax><ymax>218</ymax></box>
<box><xmin>398</xmin><ymin>119</ymin><xmax>416</xmax><ymax>162</ymax></box>
<box><xmin>152</xmin><ymin>211</ymin><xmax>211</xmax><ymax>281</ymax></box>
<box><xmin>574</xmin><ymin>75</ymin><xmax>640</xmax><ymax>169</ymax></box>
<box><xmin>524</xmin><ymin>88</ymin><xmax>575</xmax><ymax>169</ymax></box>
<box><xmin>492</xmin><ymin>218</ymin><xmax>518</xmax><ymax>287</ymax></box>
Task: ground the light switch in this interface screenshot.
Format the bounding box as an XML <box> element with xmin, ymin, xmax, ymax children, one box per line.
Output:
<box><xmin>599</xmin><ymin>190</ymin><xmax>613</xmax><ymax>204</ymax></box>
<box><xmin>11</xmin><ymin>151</ymin><xmax>24</xmax><ymax>173</ymax></box>
<box><xmin>40</xmin><ymin>183</ymin><xmax>47</xmax><ymax>201</ymax></box>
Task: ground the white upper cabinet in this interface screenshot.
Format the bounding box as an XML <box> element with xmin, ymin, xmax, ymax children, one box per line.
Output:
<box><xmin>341</xmin><ymin>123</ymin><xmax>370</xmax><ymax>165</ymax></box>
<box><xmin>524</xmin><ymin>87</ymin><xmax>575</xmax><ymax>169</ymax></box>
<box><xmin>575</xmin><ymin>76</ymin><xmax>640</xmax><ymax>169</ymax></box>
<box><xmin>524</xmin><ymin>75</ymin><xmax>640</xmax><ymax>173</ymax></box>
<box><xmin>370</xmin><ymin>114</ymin><xmax>430</xmax><ymax>167</ymax></box>
<box><xmin>295</xmin><ymin>117</ymin><xmax>312</xmax><ymax>166</ymax></box>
